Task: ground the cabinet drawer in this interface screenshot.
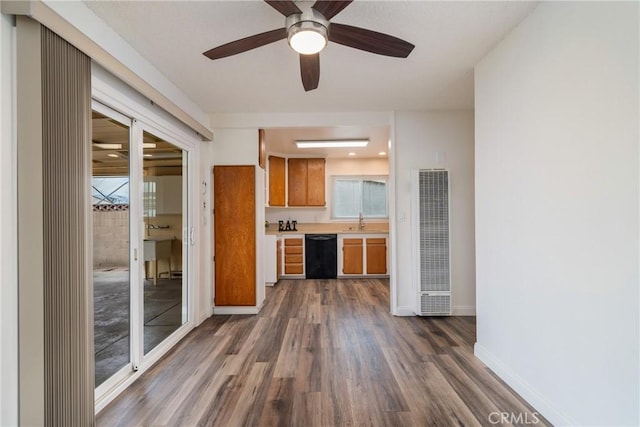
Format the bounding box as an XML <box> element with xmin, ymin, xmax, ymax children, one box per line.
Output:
<box><xmin>285</xmin><ymin>246</ymin><xmax>303</xmax><ymax>255</ymax></box>
<box><xmin>343</xmin><ymin>238</ymin><xmax>363</xmax><ymax>245</ymax></box>
<box><xmin>284</xmin><ymin>238</ymin><xmax>303</xmax><ymax>246</ymax></box>
<box><xmin>285</xmin><ymin>263</ymin><xmax>303</xmax><ymax>274</ymax></box>
<box><xmin>366</xmin><ymin>238</ymin><xmax>386</xmax><ymax>245</ymax></box>
<box><xmin>285</xmin><ymin>254</ymin><xmax>303</xmax><ymax>264</ymax></box>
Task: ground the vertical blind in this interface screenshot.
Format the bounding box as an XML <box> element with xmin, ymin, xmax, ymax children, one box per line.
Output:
<box><xmin>41</xmin><ymin>25</ymin><xmax>94</xmax><ymax>425</ymax></box>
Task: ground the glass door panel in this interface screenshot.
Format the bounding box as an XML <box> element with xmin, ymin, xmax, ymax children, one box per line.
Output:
<box><xmin>142</xmin><ymin>130</ymin><xmax>188</xmax><ymax>355</ymax></box>
<box><xmin>91</xmin><ymin>110</ymin><xmax>131</xmax><ymax>387</ymax></box>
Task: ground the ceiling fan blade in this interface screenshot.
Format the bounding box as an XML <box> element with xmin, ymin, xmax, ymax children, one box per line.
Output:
<box><xmin>300</xmin><ymin>53</ymin><xmax>320</xmax><ymax>91</ymax></box>
<box><xmin>264</xmin><ymin>0</ymin><xmax>302</xmax><ymax>16</ymax></box>
<box><xmin>203</xmin><ymin>28</ymin><xmax>287</xmax><ymax>60</ymax></box>
<box><xmin>328</xmin><ymin>23</ymin><xmax>414</xmax><ymax>58</ymax></box>
<box><xmin>312</xmin><ymin>0</ymin><xmax>353</xmax><ymax>20</ymax></box>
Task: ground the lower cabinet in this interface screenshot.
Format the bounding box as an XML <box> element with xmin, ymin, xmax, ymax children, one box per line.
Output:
<box><xmin>283</xmin><ymin>236</ymin><xmax>305</xmax><ymax>277</ymax></box>
<box><xmin>339</xmin><ymin>235</ymin><xmax>388</xmax><ymax>277</ymax></box>
<box><xmin>366</xmin><ymin>238</ymin><xmax>387</xmax><ymax>275</ymax></box>
<box><xmin>342</xmin><ymin>238</ymin><xmax>363</xmax><ymax>274</ymax></box>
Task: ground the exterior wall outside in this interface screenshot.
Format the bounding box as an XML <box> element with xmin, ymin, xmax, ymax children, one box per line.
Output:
<box><xmin>93</xmin><ymin>210</ymin><xmax>129</xmax><ymax>268</ymax></box>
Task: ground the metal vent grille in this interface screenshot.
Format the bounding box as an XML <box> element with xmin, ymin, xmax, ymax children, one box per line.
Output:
<box><xmin>419</xmin><ymin>170</ymin><xmax>450</xmax><ymax>292</ymax></box>
<box><xmin>419</xmin><ymin>293</ymin><xmax>451</xmax><ymax>316</ymax></box>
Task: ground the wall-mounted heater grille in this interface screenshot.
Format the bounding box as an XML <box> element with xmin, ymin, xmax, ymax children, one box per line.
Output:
<box><xmin>413</xmin><ymin>169</ymin><xmax>451</xmax><ymax>316</ymax></box>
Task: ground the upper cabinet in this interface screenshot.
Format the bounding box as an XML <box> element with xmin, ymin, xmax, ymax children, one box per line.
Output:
<box><xmin>144</xmin><ymin>175</ymin><xmax>182</xmax><ymax>216</ymax></box>
<box><xmin>288</xmin><ymin>158</ymin><xmax>325</xmax><ymax>207</ymax></box>
<box><xmin>268</xmin><ymin>155</ymin><xmax>286</xmax><ymax>206</ymax></box>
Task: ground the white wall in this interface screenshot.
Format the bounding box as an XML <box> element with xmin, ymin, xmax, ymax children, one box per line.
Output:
<box><xmin>475</xmin><ymin>2</ymin><xmax>639</xmax><ymax>426</ymax></box>
<box><xmin>211</xmin><ymin>128</ymin><xmax>266</xmax><ymax>309</ymax></box>
<box><xmin>0</xmin><ymin>12</ymin><xmax>18</xmax><ymax>427</ymax></box>
<box><xmin>265</xmin><ymin>157</ymin><xmax>389</xmax><ymax>224</ymax></box>
<box><xmin>198</xmin><ymin>140</ymin><xmax>213</xmax><ymax>322</ymax></box>
<box><xmin>394</xmin><ymin>111</ymin><xmax>476</xmax><ymax>316</ymax></box>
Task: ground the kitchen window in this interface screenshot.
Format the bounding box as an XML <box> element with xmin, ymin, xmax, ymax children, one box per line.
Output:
<box><xmin>332</xmin><ymin>176</ymin><xmax>388</xmax><ymax>219</ymax></box>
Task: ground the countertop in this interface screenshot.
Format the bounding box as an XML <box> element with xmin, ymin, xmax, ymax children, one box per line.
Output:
<box><xmin>265</xmin><ymin>222</ymin><xmax>389</xmax><ymax>236</ymax></box>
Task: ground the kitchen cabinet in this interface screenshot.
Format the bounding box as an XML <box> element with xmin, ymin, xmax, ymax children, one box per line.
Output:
<box><xmin>338</xmin><ymin>234</ymin><xmax>388</xmax><ymax>277</ymax></box>
<box><xmin>268</xmin><ymin>155</ymin><xmax>285</xmax><ymax>206</ymax></box>
<box><xmin>214</xmin><ymin>165</ymin><xmax>256</xmax><ymax>306</ymax></box>
<box><xmin>366</xmin><ymin>238</ymin><xmax>387</xmax><ymax>274</ymax></box>
<box><xmin>342</xmin><ymin>238</ymin><xmax>363</xmax><ymax>274</ymax></box>
<box><xmin>144</xmin><ymin>175</ymin><xmax>183</xmax><ymax>216</ymax></box>
<box><xmin>287</xmin><ymin>158</ymin><xmax>325</xmax><ymax>206</ymax></box>
<box><xmin>283</xmin><ymin>236</ymin><xmax>304</xmax><ymax>276</ymax></box>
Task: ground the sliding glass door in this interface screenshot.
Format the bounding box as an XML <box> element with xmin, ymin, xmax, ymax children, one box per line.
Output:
<box><xmin>141</xmin><ymin>130</ymin><xmax>188</xmax><ymax>355</ymax></box>
<box><xmin>92</xmin><ymin>109</ymin><xmax>132</xmax><ymax>387</ymax></box>
<box><xmin>92</xmin><ymin>102</ymin><xmax>191</xmax><ymax>396</ymax></box>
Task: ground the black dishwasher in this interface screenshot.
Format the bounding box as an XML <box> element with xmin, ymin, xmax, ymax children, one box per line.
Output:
<box><xmin>305</xmin><ymin>234</ymin><xmax>337</xmax><ymax>279</ymax></box>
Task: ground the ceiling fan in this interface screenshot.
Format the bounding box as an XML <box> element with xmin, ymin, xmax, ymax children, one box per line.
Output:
<box><xmin>202</xmin><ymin>0</ymin><xmax>415</xmax><ymax>91</ymax></box>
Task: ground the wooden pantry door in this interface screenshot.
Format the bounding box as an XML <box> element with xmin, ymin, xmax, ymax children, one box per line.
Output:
<box><xmin>213</xmin><ymin>166</ymin><xmax>256</xmax><ymax>306</ymax></box>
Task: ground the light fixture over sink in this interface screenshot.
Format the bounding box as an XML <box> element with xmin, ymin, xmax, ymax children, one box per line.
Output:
<box><xmin>296</xmin><ymin>139</ymin><xmax>369</xmax><ymax>149</ymax></box>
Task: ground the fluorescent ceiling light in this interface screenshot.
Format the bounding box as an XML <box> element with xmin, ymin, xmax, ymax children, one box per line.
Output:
<box><xmin>93</xmin><ymin>143</ymin><xmax>122</xmax><ymax>150</ymax></box>
<box><xmin>143</xmin><ymin>143</ymin><xmax>157</xmax><ymax>149</ymax></box>
<box><xmin>296</xmin><ymin>140</ymin><xmax>369</xmax><ymax>149</ymax></box>
<box><xmin>107</xmin><ymin>153</ymin><xmax>119</xmax><ymax>158</ymax></box>
<box><xmin>378</xmin><ymin>151</ymin><xmax>387</xmax><ymax>156</ymax></box>
<box><xmin>348</xmin><ymin>152</ymin><xmax>356</xmax><ymax>156</ymax></box>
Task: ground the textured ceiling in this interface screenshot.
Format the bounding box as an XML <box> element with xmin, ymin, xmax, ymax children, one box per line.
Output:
<box><xmin>84</xmin><ymin>1</ymin><xmax>538</xmax><ymax>114</ymax></box>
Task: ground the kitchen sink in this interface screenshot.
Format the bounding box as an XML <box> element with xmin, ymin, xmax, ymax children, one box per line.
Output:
<box><xmin>341</xmin><ymin>227</ymin><xmax>386</xmax><ymax>233</ymax></box>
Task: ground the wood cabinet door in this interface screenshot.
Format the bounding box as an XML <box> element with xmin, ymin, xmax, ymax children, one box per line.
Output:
<box><xmin>306</xmin><ymin>158</ymin><xmax>325</xmax><ymax>206</ymax></box>
<box><xmin>287</xmin><ymin>158</ymin><xmax>308</xmax><ymax>206</ymax></box>
<box><xmin>366</xmin><ymin>238</ymin><xmax>387</xmax><ymax>274</ymax></box>
<box><xmin>284</xmin><ymin>238</ymin><xmax>304</xmax><ymax>275</ymax></box>
<box><xmin>268</xmin><ymin>155</ymin><xmax>286</xmax><ymax>206</ymax></box>
<box><xmin>214</xmin><ymin>165</ymin><xmax>256</xmax><ymax>306</ymax></box>
<box><xmin>343</xmin><ymin>238</ymin><xmax>363</xmax><ymax>274</ymax></box>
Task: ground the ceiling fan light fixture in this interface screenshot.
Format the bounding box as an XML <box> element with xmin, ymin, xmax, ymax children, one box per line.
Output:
<box><xmin>285</xmin><ymin>9</ymin><xmax>329</xmax><ymax>55</ymax></box>
<box><xmin>288</xmin><ymin>22</ymin><xmax>327</xmax><ymax>55</ymax></box>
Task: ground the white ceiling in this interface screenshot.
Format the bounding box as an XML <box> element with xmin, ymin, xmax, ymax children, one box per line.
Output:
<box><xmin>84</xmin><ymin>0</ymin><xmax>538</xmax><ymax>114</ymax></box>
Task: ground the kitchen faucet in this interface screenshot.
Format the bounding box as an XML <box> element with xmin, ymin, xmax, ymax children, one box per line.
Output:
<box><xmin>359</xmin><ymin>212</ymin><xmax>365</xmax><ymax>230</ymax></box>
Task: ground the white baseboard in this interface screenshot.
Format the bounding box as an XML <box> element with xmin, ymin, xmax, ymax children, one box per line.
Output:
<box><xmin>474</xmin><ymin>343</ymin><xmax>575</xmax><ymax>426</ymax></box>
<box><xmin>213</xmin><ymin>306</ymin><xmax>261</xmax><ymax>315</ymax></box>
<box><xmin>393</xmin><ymin>306</ymin><xmax>416</xmax><ymax>316</ymax></box>
<box><xmin>452</xmin><ymin>305</ymin><xmax>476</xmax><ymax>316</ymax></box>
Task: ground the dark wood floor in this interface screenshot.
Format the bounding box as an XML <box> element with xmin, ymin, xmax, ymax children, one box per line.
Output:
<box><xmin>97</xmin><ymin>279</ymin><xmax>547</xmax><ymax>426</ymax></box>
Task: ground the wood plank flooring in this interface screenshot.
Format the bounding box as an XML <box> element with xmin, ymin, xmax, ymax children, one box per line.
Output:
<box><xmin>97</xmin><ymin>279</ymin><xmax>548</xmax><ymax>426</ymax></box>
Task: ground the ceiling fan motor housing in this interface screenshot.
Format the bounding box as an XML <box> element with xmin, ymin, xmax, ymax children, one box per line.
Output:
<box><xmin>286</xmin><ymin>9</ymin><xmax>330</xmax><ymax>54</ymax></box>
